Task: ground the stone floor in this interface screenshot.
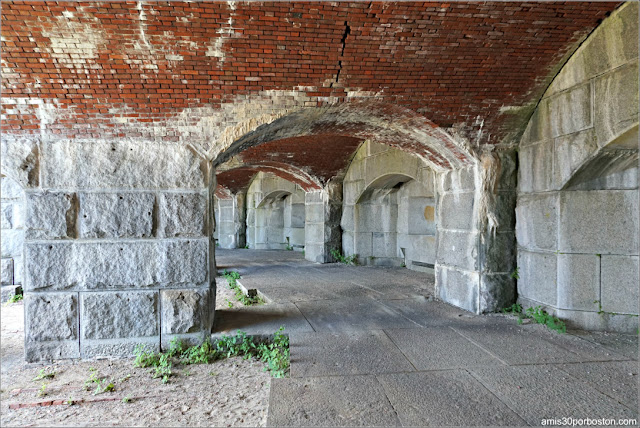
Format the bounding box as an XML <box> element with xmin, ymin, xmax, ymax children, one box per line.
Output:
<box><xmin>214</xmin><ymin>249</ymin><xmax>639</xmax><ymax>427</ymax></box>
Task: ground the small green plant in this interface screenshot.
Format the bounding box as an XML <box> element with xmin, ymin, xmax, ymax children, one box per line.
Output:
<box><xmin>181</xmin><ymin>339</ymin><xmax>218</xmax><ymax>365</ymax></box>
<box><xmin>510</xmin><ymin>268</ymin><xmax>519</xmax><ymax>280</ymax></box>
<box><xmin>285</xmin><ymin>244</ymin><xmax>293</xmax><ymax>251</ymax></box>
<box><xmin>133</xmin><ymin>344</ymin><xmax>160</xmax><ymax>368</ymax></box>
<box><xmin>93</xmin><ymin>379</ymin><xmax>115</xmax><ymax>395</ymax></box>
<box><xmin>223</xmin><ymin>270</ymin><xmax>262</xmax><ymax>306</ymax></box>
<box><xmin>243</xmin><ymin>244</ymin><xmax>250</xmax><ymax>249</ymax></box>
<box><xmin>122</xmin><ymin>395</ymin><xmax>132</xmax><ymax>403</ymax></box>
<box><xmin>167</xmin><ymin>337</ymin><xmax>186</xmax><ymax>358</ymax></box>
<box><xmin>119</xmin><ymin>374</ymin><xmax>131</xmax><ymax>383</ymax></box>
<box><xmin>502</xmin><ymin>303</ymin><xmax>522</xmax><ymax>314</ymax></box>
<box><xmin>37</xmin><ymin>382</ymin><xmax>47</xmax><ymax>397</ymax></box>
<box><xmin>502</xmin><ymin>303</ymin><xmax>565</xmax><ymax>333</ymax></box>
<box><xmin>330</xmin><ymin>249</ymin><xmax>358</xmax><ymax>265</ymax></box>
<box><xmin>524</xmin><ymin>306</ymin><xmax>566</xmax><ymax>333</ymax></box>
<box><xmin>84</xmin><ymin>368</ymin><xmax>100</xmax><ymax>391</ymax></box>
<box><xmin>33</xmin><ymin>367</ymin><xmax>56</xmax><ymax>381</ymax></box>
<box><xmin>152</xmin><ymin>353</ymin><xmax>173</xmax><ymax>384</ymax></box>
<box><xmin>132</xmin><ymin>328</ymin><xmax>290</xmax><ymax>382</ymax></box>
<box><xmin>6</xmin><ymin>293</ymin><xmax>23</xmax><ymax>304</ymax></box>
<box><xmin>66</xmin><ymin>396</ymin><xmax>75</xmax><ymax>405</ymax></box>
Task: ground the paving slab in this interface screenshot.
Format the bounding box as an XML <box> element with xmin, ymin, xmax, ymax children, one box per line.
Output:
<box><xmin>252</xmin><ymin>283</ymin><xmax>338</xmax><ymax>303</ymax></box>
<box><xmin>378</xmin><ymin>296</ymin><xmax>487</xmax><ymax>327</ymax></box>
<box><xmin>556</xmin><ymin>361</ymin><xmax>639</xmax><ymax>410</ymax></box>
<box><xmin>212</xmin><ymin>302</ymin><xmax>314</xmax><ymax>336</ymax></box>
<box><xmin>452</xmin><ymin>323</ymin><xmax>595</xmax><ymax>365</ymax></box>
<box><xmin>294</xmin><ymin>297</ymin><xmax>419</xmax><ymax>332</ymax></box>
<box><xmin>468</xmin><ymin>365</ymin><xmax>638</xmax><ymax>425</ymax></box>
<box><xmin>521</xmin><ymin>323</ymin><xmax>631</xmax><ymax>362</ymax></box>
<box><xmin>384</xmin><ymin>327</ymin><xmax>504</xmax><ymax>370</ymax></box>
<box><xmin>571</xmin><ymin>331</ymin><xmax>639</xmax><ymax>360</ymax></box>
<box><xmin>290</xmin><ymin>330</ymin><xmax>415</xmax><ymax>377</ymax></box>
<box><xmin>268</xmin><ymin>375</ymin><xmax>401</xmax><ymax>427</ymax></box>
<box><xmin>377</xmin><ymin>370</ymin><xmax>527</xmax><ymax>426</ymax></box>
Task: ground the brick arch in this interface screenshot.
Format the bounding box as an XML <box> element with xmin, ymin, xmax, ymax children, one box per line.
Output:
<box><xmin>213</xmin><ymin>101</ymin><xmax>475</xmax><ymax>173</ymax></box>
<box><xmin>215</xmin><ymin>163</ymin><xmax>322</xmax><ymax>198</ymax></box>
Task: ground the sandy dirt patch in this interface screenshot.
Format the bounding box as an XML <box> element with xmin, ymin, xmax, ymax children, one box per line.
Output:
<box><xmin>0</xmin><ymin>282</ymin><xmax>272</xmax><ymax>427</ymax></box>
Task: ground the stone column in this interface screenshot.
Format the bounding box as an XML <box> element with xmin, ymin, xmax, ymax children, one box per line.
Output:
<box><xmin>304</xmin><ymin>181</ymin><xmax>342</xmax><ymax>263</ymax></box>
<box><xmin>435</xmin><ymin>149</ymin><xmax>517</xmax><ymax>314</ymax></box>
<box><xmin>215</xmin><ymin>191</ymin><xmax>246</xmax><ymax>249</ymax></box>
<box><xmin>21</xmin><ymin>139</ymin><xmax>214</xmax><ymax>361</ymax></box>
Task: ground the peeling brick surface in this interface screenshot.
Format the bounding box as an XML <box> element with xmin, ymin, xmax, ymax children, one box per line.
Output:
<box><xmin>1</xmin><ymin>1</ymin><xmax>619</xmax><ymax>148</ymax></box>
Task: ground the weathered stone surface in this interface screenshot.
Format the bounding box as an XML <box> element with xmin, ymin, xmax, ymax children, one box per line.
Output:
<box><xmin>436</xmin><ymin>266</ymin><xmax>478</xmax><ymax>313</ymax></box>
<box><xmin>25</xmin><ymin>340</ymin><xmax>80</xmax><ymax>362</ymax></box>
<box><xmin>268</xmin><ymin>376</ymin><xmax>400</xmax><ymax>427</ymax></box>
<box><xmin>158</xmin><ymin>192</ymin><xmax>206</xmax><ymax>237</ymax></box>
<box><xmin>593</xmin><ymin>61</ymin><xmax>639</xmax><ymax>147</ymax></box>
<box><xmin>438</xmin><ymin>167</ymin><xmax>475</xmax><ymax>193</ymax></box>
<box><xmin>436</xmin><ymin>230</ymin><xmax>478</xmax><ymax>271</ymax></box>
<box><xmin>26</xmin><ymin>192</ymin><xmax>75</xmax><ymax>239</ymax></box>
<box><xmin>82</xmin><ymin>338</ymin><xmax>159</xmax><ymax>359</ymax></box>
<box><xmin>24</xmin><ymin>242</ymin><xmax>73</xmax><ymax>291</ymax></box>
<box><xmin>78</xmin><ymin>242</ymin><xmax>158</xmax><ymax>289</ymax></box>
<box><xmin>479</xmin><ymin>273</ymin><xmax>515</xmax><ymax>313</ymax></box>
<box><xmin>1</xmin><ymin>258</ymin><xmax>14</xmax><ymax>285</ymax></box>
<box><xmin>1</xmin><ymin>175</ymin><xmax>24</xmax><ymax>199</ymax></box>
<box><xmin>158</xmin><ymin>239</ymin><xmax>208</xmax><ymax>284</ymax></box>
<box><xmin>290</xmin><ymin>330</ymin><xmax>414</xmax><ymax>377</ymax></box>
<box><xmin>469</xmin><ymin>365</ymin><xmax>638</xmax><ymax>425</ymax></box>
<box><xmin>553</xmin><ymin>128</ymin><xmax>599</xmax><ymax>188</ymax></box>
<box><xmin>81</xmin><ymin>291</ymin><xmax>158</xmax><ymax>339</ymax></box>
<box><xmin>516</xmin><ymin>193</ymin><xmax>558</xmax><ymax>251</ymax></box>
<box><xmin>549</xmin><ymin>82</ymin><xmax>593</xmax><ymax>138</ymax></box>
<box><xmin>0</xmin><ymin>137</ymin><xmax>39</xmax><ymax>188</ymax></box>
<box><xmin>26</xmin><ymin>293</ymin><xmax>78</xmax><ymax>341</ymax></box>
<box><xmin>516</xmin><ymin>250</ymin><xmax>557</xmax><ymax>307</ymax></box>
<box><xmin>79</xmin><ymin>192</ymin><xmax>154</xmax><ymax>238</ymax></box>
<box><xmin>518</xmin><ymin>140</ymin><xmax>555</xmax><ymax>193</ymax></box>
<box><xmin>378</xmin><ymin>371</ymin><xmax>526</xmax><ymax>426</ymax></box>
<box><xmin>1</xmin><ymin>229</ymin><xmax>23</xmax><ymax>257</ymax></box>
<box><xmin>161</xmin><ymin>289</ymin><xmax>210</xmax><ymax>334</ymax></box>
<box><xmin>601</xmin><ymin>255</ymin><xmax>639</xmax><ymax>314</ymax></box>
<box><xmin>1</xmin><ymin>202</ymin><xmax>12</xmax><ymax>229</ymax></box>
<box><xmin>557</xmin><ymin>254</ymin><xmax>600</xmax><ymax>311</ymax></box>
<box><xmin>558</xmin><ymin>189</ymin><xmax>638</xmax><ymax>255</ymax></box>
<box><xmin>481</xmin><ymin>231</ymin><xmax>516</xmax><ymax>273</ymax></box>
<box><xmin>42</xmin><ymin>139</ymin><xmax>206</xmax><ymax>189</ymax></box>
<box><xmin>438</xmin><ymin>192</ymin><xmax>474</xmax><ymax>231</ymax></box>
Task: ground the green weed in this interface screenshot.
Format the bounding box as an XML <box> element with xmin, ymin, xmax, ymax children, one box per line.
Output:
<box><xmin>222</xmin><ymin>270</ymin><xmax>263</xmax><ymax>306</ymax></box>
<box><xmin>132</xmin><ymin>327</ymin><xmax>290</xmax><ymax>382</ymax></box>
<box><xmin>524</xmin><ymin>306</ymin><xmax>566</xmax><ymax>333</ymax></box>
<box><xmin>330</xmin><ymin>249</ymin><xmax>358</xmax><ymax>265</ymax></box>
<box><xmin>6</xmin><ymin>293</ymin><xmax>23</xmax><ymax>304</ymax></box>
<box><xmin>33</xmin><ymin>367</ymin><xmax>56</xmax><ymax>381</ymax></box>
<box><xmin>510</xmin><ymin>268</ymin><xmax>519</xmax><ymax>280</ymax></box>
<box><xmin>502</xmin><ymin>303</ymin><xmax>566</xmax><ymax>333</ymax></box>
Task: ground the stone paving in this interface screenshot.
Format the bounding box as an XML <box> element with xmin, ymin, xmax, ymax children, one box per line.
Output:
<box><xmin>213</xmin><ymin>249</ymin><xmax>639</xmax><ymax>427</ymax></box>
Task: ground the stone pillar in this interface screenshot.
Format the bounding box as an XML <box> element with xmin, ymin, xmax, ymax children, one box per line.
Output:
<box><xmin>1</xmin><ymin>175</ymin><xmax>25</xmax><ymax>300</ymax></box>
<box><xmin>20</xmin><ymin>139</ymin><xmax>214</xmax><ymax>361</ymax></box>
<box><xmin>304</xmin><ymin>181</ymin><xmax>342</xmax><ymax>263</ymax></box>
<box><xmin>215</xmin><ymin>192</ymin><xmax>246</xmax><ymax>249</ymax></box>
<box><xmin>435</xmin><ymin>150</ymin><xmax>517</xmax><ymax>314</ymax></box>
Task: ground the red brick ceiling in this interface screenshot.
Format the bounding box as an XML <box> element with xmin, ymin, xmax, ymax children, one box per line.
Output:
<box><xmin>1</xmin><ymin>1</ymin><xmax>620</xmax><ymax>190</ymax></box>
